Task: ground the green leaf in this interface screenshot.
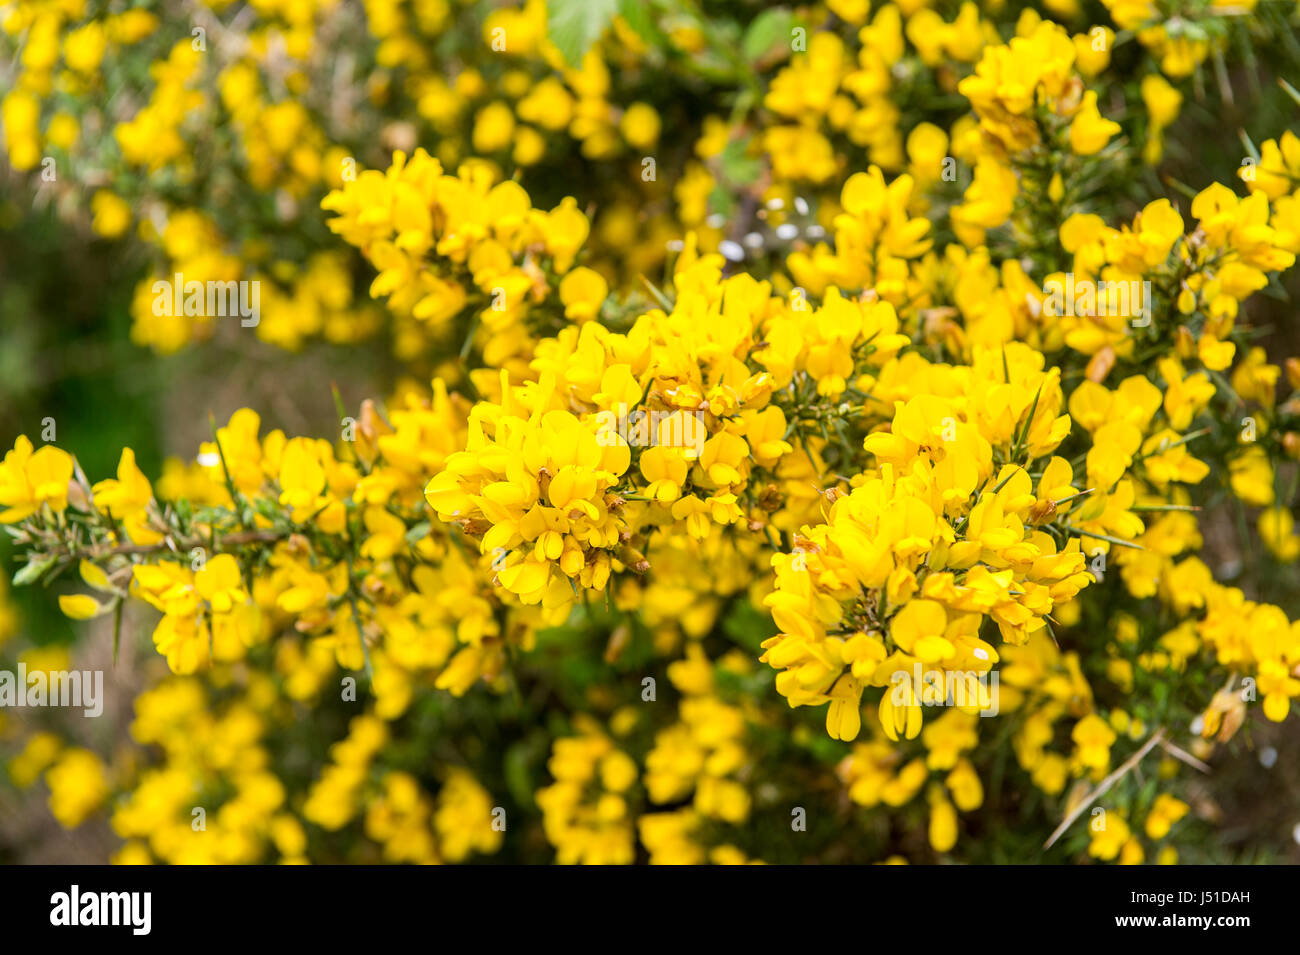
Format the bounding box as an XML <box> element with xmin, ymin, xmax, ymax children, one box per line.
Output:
<box><xmin>719</xmin><ymin>136</ymin><xmax>761</xmax><ymax>186</ymax></box>
<box><xmin>708</xmin><ymin>184</ymin><xmax>736</xmax><ymax>219</ymax></box>
<box><xmin>1238</xmin><ymin>128</ymin><xmax>1260</xmax><ymax>163</ymax></box>
<box><xmin>742</xmin><ymin>8</ymin><xmax>794</xmax><ymax>64</ymax></box>
<box><xmin>404</xmin><ymin>521</ymin><xmax>431</xmax><ymax>545</ymax></box>
<box><xmin>548</xmin><ymin>0</ymin><xmax>618</xmax><ymax>69</ymax></box>
<box><xmin>13</xmin><ymin>555</ymin><xmax>56</xmax><ymax>587</ymax></box>
<box><xmin>617</xmin><ymin>0</ymin><xmax>659</xmax><ymax>48</ymax></box>
<box><xmin>505</xmin><ymin>738</ymin><xmax>539</xmax><ymax>810</ymax></box>
<box><xmin>1279</xmin><ymin>78</ymin><xmax>1300</xmax><ymax>109</ymax></box>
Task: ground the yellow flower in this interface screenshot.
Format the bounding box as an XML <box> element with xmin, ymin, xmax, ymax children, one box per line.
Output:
<box><xmin>1257</xmin><ymin>658</ymin><xmax>1300</xmax><ymax>722</ymax></box>
<box><xmin>1228</xmin><ymin>446</ymin><xmax>1274</xmax><ymax>507</ymax></box>
<box><xmin>472</xmin><ymin>101</ymin><xmax>515</xmax><ymax>153</ymax></box>
<box><xmin>434</xmin><ymin>770</ymin><xmax>503</xmax><ymax>861</ymax></box>
<box><xmin>0</xmin><ymin>436</ymin><xmax>75</xmax><ymax>522</ymax></box>
<box><xmin>1071</xmin><ymin>713</ymin><xmax>1115</xmax><ymax>770</ymax></box>
<box><xmin>1253</xmin><ymin>131</ymin><xmax>1300</xmax><ymax>200</ymax></box>
<box><xmin>45</xmin><ymin>112</ymin><xmax>79</xmax><ymax>150</ymax></box>
<box><xmin>1087</xmin><ymin>811</ymin><xmax>1130</xmax><ymax>860</ymax></box>
<box><xmin>1141</xmin><ymin>73</ymin><xmax>1182</xmax><ymax>128</ymax></box>
<box><xmin>826</xmin><ymin>676</ymin><xmax>863</xmax><ymax>741</ymax></box>
<box><xmin>558</xmin><ymin>267</ymin><xmax>608</xmax><ymax>322</ymax></box>
<box><xmin>619</xmin><ymin>102</ymin><xmax>660</xmax><ymax>150</ymax></box>
<box><xmin>92</xmin><ymin>447</ymin><xmax>160</xmax><ymax>542</ymax></box>
<box><xmin>1144</xmin><ymin>793</ymin><xmax>1189</xmax><ymax>839</ymax></box>
<box><xmin>91</xmin><ymin>190</ymin><xmax>132</xmax><ymax>238</ymax></box>
<box><xmin>64</xmin><ymin>21</ymin><xmax>107</xmax><ymax>75</ymax></box>
<box><xmin>879</xmin><ymin>686</ymin><xmax>923</xmax><ymax>741</ymax></box>
<box><xmin>928</xmin><ymin>785</ymin><xmax>958</xmax><ymax>852</ymax></box>
<box><xmin>1073</xmin><ymin>28</ymin><xmax>1113</xmax><ymax>76</ymax></box>
<box><xmin>195</xmin><ymin>554</ymin><xmax>248</xmax><ymax>614</ymax></box>
<box><xmin>1069</xmin><ymin>91</ymin><xmax>1120</xmax><ymax>156</ymax></box>
<box><xmin>1258</xmin><ymin>508</ymin><xmax>1300</xmax><ymax>562</ymax></box>
<box><xmin>7</xmin><ymin>732</ymin><xmax>62</xmax><ymax>788</ymax></box>
<box><xmin>45</xmin><ymin>749</ymin><xmax>110</xmax><ymax>828</ymax></box>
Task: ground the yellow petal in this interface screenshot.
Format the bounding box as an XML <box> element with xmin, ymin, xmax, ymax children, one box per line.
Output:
<box><xmin>78</xmin><ymin>560</ymin><xmax>115</xmax><ymax>593</ymax></box>
<box><xmin>59</xmin><ymin>594</ymin><xmax>108</xmax><ymax>620</ymax></box>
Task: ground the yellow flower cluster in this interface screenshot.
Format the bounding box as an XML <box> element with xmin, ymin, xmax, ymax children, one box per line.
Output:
<box><xmin>536</xmin><ymin>716</ymin><xmax>639</xmax><ymax>865</ymax></box>
<box><xmin>323</xmin><ymin>147</ymin><xmax>594</xmax><ymax>377</ymax></box>
<box><xmin>762</xmin><ymin>342</ymin><xmax>1093</xmax><ymax>742</ymax></box>
<box><xmin>643</xmin><ymin>646</ymin><xmax>752</xmax><ymax>825</ymax></box>
<box><xmin>7</xmin><ymin>0</ymin><xmax>1300</xmax><ymax>867</ymax></box>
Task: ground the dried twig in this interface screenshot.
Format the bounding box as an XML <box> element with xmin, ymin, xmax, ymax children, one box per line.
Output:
<box><xmin>1158</xmin><ymin>737</ymin><xmax>1212</xmax><ymax>774</ymax></box>
<box><xmin>1043</xmin><ymin>726</ymin><xmax>1167</xmax><ymax>850</ymax></box>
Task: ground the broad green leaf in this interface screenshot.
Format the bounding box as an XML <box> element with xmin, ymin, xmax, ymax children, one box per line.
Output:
<box><xmin>617</xmin><ymin>0</ymin><xmax>660</xmax><ymax>48</ymax></box>
<box><xmin>742</xmin><ymin>8</ymin><xmax>794</xmax><ymax>64</ymax></box>
<box><xmin>548</xmin><ymin>0</ymin><xmax>618</xmax><ymax>68</ymax></box>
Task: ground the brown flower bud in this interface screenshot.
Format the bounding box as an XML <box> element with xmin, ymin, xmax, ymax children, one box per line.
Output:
<box><xmin>758</xmin><ymin>483</ymin><xmax>783</xmax><ymax>512</ymax></box>
<box><xmin>66</xmin><ymin>479</ymin><xmax>91</xmax><ymax>513</ymax></box>
<box><xmin>1028</xmin><ymin>498</ymin><xmax>1058</xmax><ymax>524</ymax></box>
<box><xmin>1085</xmin><ymin>345</ymin><xmax>1116</xmax><ymax>383</ymax></box>
<box><xmin>1286</xmin><ymin>358</ymin><xmax>1300</xmax><ymax>391</ymax></box>
<box><xmin>603</xmin><ymin>624</ymin><xmax>631</xmax><ymax>664</ymax></box>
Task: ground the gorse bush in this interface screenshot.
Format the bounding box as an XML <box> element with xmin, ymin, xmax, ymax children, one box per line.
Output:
<box><xmin>2</xmin><ymin>0</ymin><xmax>1300</xmax><ymax>865</ymax></box>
